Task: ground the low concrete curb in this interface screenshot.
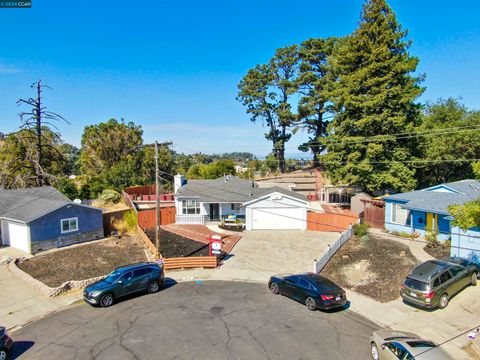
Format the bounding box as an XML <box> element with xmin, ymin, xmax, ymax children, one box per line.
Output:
<box><xmin>9</xmin><ymin>258</ymin><xmax>104</xmax><ymax>297</ymax></box>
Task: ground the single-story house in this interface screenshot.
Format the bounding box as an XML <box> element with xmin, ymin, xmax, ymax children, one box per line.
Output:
<box><xmin>174</xmin><ymin>174</ymin><xmax>309</xmax><ymax>230</ymax></box>
<box><xmin>383</xmin><ymin>179</ymin><xmax>480</xmax><ymax>242</ymax></box>
<box><xmin>0</xmin><ymin>186</ymin><xmax>104</xmax><ymax>253</ymax></box>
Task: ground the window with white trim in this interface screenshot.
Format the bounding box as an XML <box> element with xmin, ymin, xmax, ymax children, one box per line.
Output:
<box><xmin>231</xmin><ymin>203</ymin><xmax>241</xmax><ymax>213</ymax></box>
<box><xmin>61</xmin><ymin>217</ymin><xmax>78</xmax><ymax>233</ymax></box>
<box><xmin>391</xmin><ymin>204</ymin><xmax>409</xmax><ymax>225</ymax></box>
<box><xmin>182</xmin><ymin>200</ymin><xmax>200</xmax><ymax>215</ymax></box>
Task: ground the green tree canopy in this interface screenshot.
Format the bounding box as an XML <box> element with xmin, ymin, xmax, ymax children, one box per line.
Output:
<box><xmin>449</xmin><ymin>200</ymin><xmax>480</xmax><ymax>230</ymax></box>
<box><xmin>321</xmin><ymin>0</ymin><xmax>424</xmax><ymax>192</ymax></box>
<box><xmin>416</xmin><ymin>98</ymin><xmax>480</xmax><ymax>187</ymax></box>
<box><xmin>237</xmin><ymin>45</ymin><xmax>299</xmax><ymax>173</ymax></box>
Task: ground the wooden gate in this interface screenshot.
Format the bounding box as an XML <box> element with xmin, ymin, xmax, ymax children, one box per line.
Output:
<box><xmin>362</xmin><ymin>199</ymin><xmax>385</xmax><ymax>229</ymax></box>
<box><xmin>137</xmin><ymin>207</ymin><xmax>176</xmax><ymax>230</ymax></box>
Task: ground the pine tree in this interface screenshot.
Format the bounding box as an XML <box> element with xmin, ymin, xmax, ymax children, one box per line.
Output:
<box><xmin>322</xmin><ymin>0</ymin><xmax>424</xmax><ymax>192</ymax></box>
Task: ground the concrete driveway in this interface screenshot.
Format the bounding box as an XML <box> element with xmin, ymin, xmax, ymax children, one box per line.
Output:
<box><xmin>216</xmin><ymin>230</ymin><xmax>339</xmax><ymax>282</ymax></box>
<box><xmin>0</xmin><ymin>247</ymin><xmax>78</xmax><ymax>330</ymax></box>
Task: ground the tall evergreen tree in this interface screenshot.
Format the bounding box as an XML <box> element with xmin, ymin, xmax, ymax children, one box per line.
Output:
<box><xmin>322</xmin><ymin>0</ymin><xmax>424</xmax><ymax>192</ymax></box>
<box><xmin>237</xmin><ymin>45</ymin><xmax>299</xmax><ymax>173</ymax></box>
<box><xmin>296</xmin><ymin>37</ymin><xmax>337</xmax><ymax>168</ymax></box>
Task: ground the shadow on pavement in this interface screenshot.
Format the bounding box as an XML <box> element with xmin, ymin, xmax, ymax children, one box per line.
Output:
<box><xmin>10</xmin><ymin>341</ymin><xmax>34</xmax><ymax>359</ymax></box>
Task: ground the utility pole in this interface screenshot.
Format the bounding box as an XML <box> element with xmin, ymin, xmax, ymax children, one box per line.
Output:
<box><xmin>155</xmin><ymin>141</ymin><xmax>161</xmax><ymax>258</ymax></box>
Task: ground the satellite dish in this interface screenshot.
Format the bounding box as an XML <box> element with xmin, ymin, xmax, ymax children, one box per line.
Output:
<box><xmin>73</xmin><ymin>199</ymin><xmax>82</xmax><ymax>204</ymax></box>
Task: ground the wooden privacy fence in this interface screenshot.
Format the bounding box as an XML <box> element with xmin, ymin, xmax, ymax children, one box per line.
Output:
<box><xmin>307</xmin><ymin>211</ymin><xmax>359</xmax><ymax>232</ymax></box>
<box><xmin>314</xmin><ymin>225</ymin><xmax>354</xmax><ymax>273</ymax></box>
<box><xmin>137</xmin><ymin>224</ymin><xmax>158</xmax><ymax>255</ymax></box>
<box><xmin>363</xmin><ymin>207</ymin><xmax>385</xmax><ymax>229</ymax></box>
<box><xmin>137</xmin><ymin>207</ymin><xmax>176</xmax><ymax>230</ymax></box>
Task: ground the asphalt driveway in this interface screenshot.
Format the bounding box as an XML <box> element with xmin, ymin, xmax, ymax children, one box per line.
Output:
<box><xmin>217</xmin><ymin>230</ymin><xmax>339</xmax><ymax>282</ymax></box>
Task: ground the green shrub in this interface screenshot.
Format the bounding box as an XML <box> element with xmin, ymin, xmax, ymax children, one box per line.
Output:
<box><xmin>353</xmin><ymin>223</ymin><xmax>370</xmax><ymax>237</ymax></box>
<box><xmin>391</xmin><ymin>231</ymin><xmax>413</xmax><ymax>238</ymax></box>
<box><xmin>124</xmin><ymin>210</ymin><xmax>138</xmax><ymax>233</ymax></box>
<box><xmin>360</xmin><ymin>234</ymin><xmax>369</xmax><ymax>243</ymax></box>
<box><xmin>99</xmin><ymin>189</ymin><xmax>121</xmax><ymax>204</ymax></box>
<box><xmin>425</xmin><ymin>231</ymin><xmax>439</xmax><ymax>247</ymax></box>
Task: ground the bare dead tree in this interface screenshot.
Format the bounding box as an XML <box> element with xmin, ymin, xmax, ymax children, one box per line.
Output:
<box><xmin>17</xmin><ymin>80</ymin><xmax>69</xmax><ymax>186</ymax></box>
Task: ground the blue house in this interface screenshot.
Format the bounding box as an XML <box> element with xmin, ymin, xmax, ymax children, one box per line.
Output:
<box><xmin>0</xmin><ymin>186</ymin><xmax>104</xmax><ymax>254</ymax></box>
<box><xmin>383</xmin><ymin>179</ymin><xmax>480</xmax><ymax>242</ymax></box>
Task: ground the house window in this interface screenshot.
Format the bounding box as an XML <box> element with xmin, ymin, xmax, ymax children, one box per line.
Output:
<box><xmin>61</xmin><ymin>217</ymin><xmax>78</xmax><ymax>233</ymax></box>
<box><xmin>391</xmin><ymin>204</ymin><xmax>409</xmax><ymax>225</ymax></box>
<box><xmin>182</xmin><ymin>200</ymin><xmax>200</xmax><ymax>215</ymax></box>
<box><xmin>231</xmin><ymin>203</ymin><xmax>241</xmax><ymax>213</ymax></box>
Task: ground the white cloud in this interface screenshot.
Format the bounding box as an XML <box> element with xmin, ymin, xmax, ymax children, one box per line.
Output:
<box><xmin>0</xmin><ymin>62</ymin><xmax>23</xmax><ymax>74</ymax></box>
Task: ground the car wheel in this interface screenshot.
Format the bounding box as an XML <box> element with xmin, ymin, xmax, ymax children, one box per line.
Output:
<box><xmin>270</xmin><ymin>282</ymin><xmax>280</xmax><ymax>294</ymax></box>
<box><xmin>439</xmin><ymin>293</ymin><xmax>449</xmax><ymax>309</ymax></box>
<box><xmin>305</xmin><ymin>297</ymin><xmax>317</xmax><ymax>311</ymax></box>
<box><xmin>147</xmin><ymin>280</ymin><xmax>160</xmax><ymax>293</ymax></box>
<box><xmin>100</xmin><ymin>293</ymin><xmax>114</xmax><ymax>307</ymax></box>
<box><xmin>0</xmin><ymin>348</ymin><xmax>8</xmax><ymax>360</ymax></box>
<box><xmin>471</xmin><ymin>273</ymin><xmax>477</xmax><ymax>286</ymax></box>
<box><xmin>370</xmin><ymin>342</ymin><xmax>379</xmax><ymax>360</ymax></box>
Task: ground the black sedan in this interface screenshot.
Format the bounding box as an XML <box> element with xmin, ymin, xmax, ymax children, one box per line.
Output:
<box><xmin>268</xmin><ymin>273</ymin><xmax>347</xmax><ymax>311</ymax></box>
<box><xmin>0</xmin><ymin>326</ymin><xmax>13</xmax><ymax>360</ymax></box>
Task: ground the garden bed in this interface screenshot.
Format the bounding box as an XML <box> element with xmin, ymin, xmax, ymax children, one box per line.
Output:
<box><xmin>17</xmin><ymin>236</ymin><xmax>148</xmax><ymax>287</ymax></box>
<box><xmin>144</xmin><ymin>228</ymin><xmax>211</xmax><ymax>258</ymax></box>
<box><xmin>321</xmin><ymin>232</ymin><xmax>419</xmax><ymax>302</ymax></box>
<box><xmin>424</xmin><ymin>244</ymin><xmax>450</xmax><ymax>259</ymax></box>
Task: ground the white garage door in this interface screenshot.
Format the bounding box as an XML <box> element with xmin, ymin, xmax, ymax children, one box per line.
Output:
<box><xmin>4</xmin><ymin>221</ymin><xmax>30</xmax><ymax>253</ymax></box>
<box><xmin>251</xmin><ymin>207</ymin><xmax>304</xmax><ymax>230</ymax></box>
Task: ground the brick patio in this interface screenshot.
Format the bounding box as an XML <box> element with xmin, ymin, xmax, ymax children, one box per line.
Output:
<box><xmin>162</xmin><ymin>224</ymin><xmax>242</xmax><ymax>253</ymax></box>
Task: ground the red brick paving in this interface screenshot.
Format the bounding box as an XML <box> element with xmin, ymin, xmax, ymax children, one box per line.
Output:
<box><xmin>161</xmin><ymin>224</ymin><xmax>242</xmax><ymax>253</ymax></box>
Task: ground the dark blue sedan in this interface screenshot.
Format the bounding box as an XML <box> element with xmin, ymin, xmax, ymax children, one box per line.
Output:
<box><xmin>268</xmin><ymin>273</ymin><xmax>347</xmax><ymax>311</ymax></box>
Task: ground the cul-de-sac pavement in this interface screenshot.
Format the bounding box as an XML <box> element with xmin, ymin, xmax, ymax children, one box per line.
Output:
<box><xmin>9</xmin><ymin>281</ymin><xmax>378</xmax><ymax>360</ymax></box>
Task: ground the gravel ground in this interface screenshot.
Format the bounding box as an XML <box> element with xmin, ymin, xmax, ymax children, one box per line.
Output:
<box><xmin>144</xmin><ymin>228</ymin><xmax>210</xmax><ymax>258</ymax></box>
<box><xmin>17</xmin><ymin>236</ymin><xmax>147</xmax><ymax>287</ymax></box>
<box><xmin>322</xmin><ymin>233</ymin><xmax>419</xmax><ymax>302</ymax></box>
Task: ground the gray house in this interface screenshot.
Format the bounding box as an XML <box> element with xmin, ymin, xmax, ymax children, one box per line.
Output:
<box><xmin>174</xmin><ymin>175</ymin><xmax>309</xmax><ymax>230</ymax></box>
<box><xmin>0</xmin><ymin>186</ymin><xmax>103</xmax><ymax>253</ymax></box>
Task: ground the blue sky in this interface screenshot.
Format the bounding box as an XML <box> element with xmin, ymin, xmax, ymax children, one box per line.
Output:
<box><xmin>0</xmin><ymin>0</ymin><xmax>479</xmax><ymax>158</ymax></box>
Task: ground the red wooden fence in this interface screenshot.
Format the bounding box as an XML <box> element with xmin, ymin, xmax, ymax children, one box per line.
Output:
<box><xmin>307</xmin><ymin>211</ymin><xmax>359</xmax><ymax>232</ymax></box>
<box><xmin>137</xmin><ymin>207</ymin><xmax>176</xmax><ymax>230</ymax></box>
<box><xmin>363</xmin><ymin>206</ymin><xmax>385</xmax><ymax>229</ymax></box>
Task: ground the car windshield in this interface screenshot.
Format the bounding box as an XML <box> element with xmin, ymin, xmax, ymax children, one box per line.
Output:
<box><xmin>404</xmin><ymin>277</ymin><xmax>429</xmax><ymax>291</ymax></box>
<box><xmin>103</xmin><ymin>271</ymin><xmax>122</xmax><ymax>284</ymax></box>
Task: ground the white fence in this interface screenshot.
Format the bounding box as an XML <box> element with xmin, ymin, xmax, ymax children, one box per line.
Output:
<box><xmin>175</xmin><ymin>214</ymin><xmax>208</xmax><ymax>224</ymax></box>
<box><xmin>313</xmin><ymin>225</ymin><xmax>354</xmax><ymax>273</ymax></box>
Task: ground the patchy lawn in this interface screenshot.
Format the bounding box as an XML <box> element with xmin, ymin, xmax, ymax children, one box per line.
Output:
<box><xmin>424</xmin><ymin>244</ymin><xmax>450</xmax><ymax>259</ymax></box>
<box><xmin>321</xmin><ymin>233</ymin><xmax>419</xmax><ymax>302</ymax></box>
<box><xmin>17</xmin><ymin>236</ymin><xmax>147</xmax><ymax>287</ymax></box>
<box><xmin>144</xmin><ymin>228</ymin><xmax>210</xmax><ymax>258</ymax></box>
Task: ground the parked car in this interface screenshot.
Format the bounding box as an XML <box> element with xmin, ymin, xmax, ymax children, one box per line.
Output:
<box><xmin>0</xmin><ymin>326</ymin><xmax>13</xmax><ymax>360</ymax></box>
<box><xmin>83</xmin><ymin>262</ymin><xmax>165</xmax><ymax>307</ymax></box>
<box><xmin>400</xmin><ymin>259</ymin><xmax>477</xmax><ymax>309</ymax></box>
<box><xmin>370</xmin><ymin>329</ymin><xmax>454</xmax><ymax>359</ymax></box>
<box><xmin>441</xmin><ymin>256</ymin><xmax>480</xmax><ymax>278</ymax></box>
<box><xmin>268</xmin><ymin>273</ymin><xmax>347</xmax><ymax>311</ymax></box>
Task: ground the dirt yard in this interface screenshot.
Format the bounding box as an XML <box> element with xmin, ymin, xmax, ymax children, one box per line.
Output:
<box><xmin>322</xmin><ymin>233</ymin><xmax>419</xmax><ymax>302</ymax></box>
<box><xmin>144</xmin><ymin>228</ymin><xmax>210</xmax><ymax>258</ymax></box>
<box><xmin>17</xmin><ymin>236</ymin><xmax>148</xmax><ymax>287</ymax></box>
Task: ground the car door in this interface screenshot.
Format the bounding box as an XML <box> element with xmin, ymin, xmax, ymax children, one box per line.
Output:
<box><xmin>438</xmin><ymin>270</ymin><xmax>456</xmax><ymax>296</ymax></box>
<box><xmin>132</xmin><ymin>268</ymin><xmax>150</xmax><ymax>291</ymax></box>
<box><xmin>381</xmin><ymin>342</ymin><xmax>404</xmax><ymax>360</ymax></box>
<box><xmin>116</xmin><ymin>271</ymin><xmax>135</xmax><ymax>297</ymax></box>
<box><xmin>449</xmin><ymin>266</ymin><xmax>469</xmax><ymax>293</ymax></box>
<box><xmin>296</xmin><ymin>278</ymin><xmax>313</xmax><ymax>301</ymax></box>
<box><xmin>283</xmin><ymin>276</ymin><xmax>300</xmax><ymax>299</ymax></box>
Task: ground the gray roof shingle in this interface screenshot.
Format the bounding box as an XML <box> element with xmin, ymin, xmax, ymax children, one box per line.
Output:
<box><xmin>175</xmin><ymin>176</ymin><xmax>307</xmax><ymax>204</ymax></box>
<box><xmin>384</xmin><ymin>179</ymin><xmax>480</xmax><ymax>214</ymax></box>
<box><xmin>0</xmin><ymin>186</ymin><xmax>72</xmax><ymax>223</ymax></box>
